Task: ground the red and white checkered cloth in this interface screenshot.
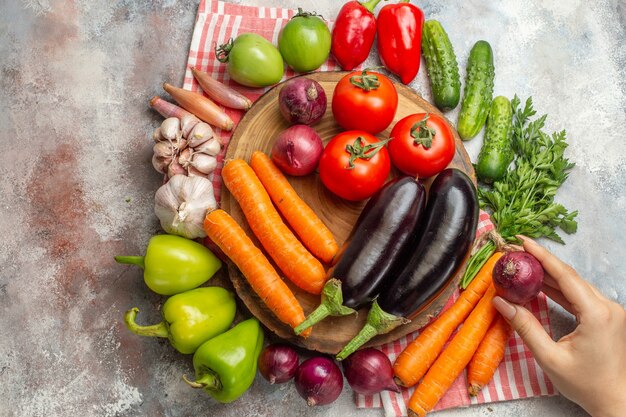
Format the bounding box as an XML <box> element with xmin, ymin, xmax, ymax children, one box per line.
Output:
<box><xmin>183</xmin><ymin>1</ymin><xmax>557</xmax><ymax>415</ymax></box>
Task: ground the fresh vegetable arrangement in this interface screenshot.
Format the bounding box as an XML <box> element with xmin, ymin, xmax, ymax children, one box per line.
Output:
<box><xmin>118</xmin><ymin>1</ymin><xmax>583</xmax><ymax>412</ymax></box>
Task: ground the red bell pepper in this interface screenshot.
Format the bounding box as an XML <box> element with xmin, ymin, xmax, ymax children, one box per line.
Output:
<box><xmin>331</xmin><ymin>0</ymin><xmax>383</xmax><ymax>70</ymax></box>
<box><xmin>376</xmin><ymin>0</ymin><xmax>424</xmax><ymax>84</ymax></box>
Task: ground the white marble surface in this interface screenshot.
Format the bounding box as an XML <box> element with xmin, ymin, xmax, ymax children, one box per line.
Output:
<box><xmin>0</xmin><ymin>0</ymin><xmax>624</xmax><ymax>416</ymax></box>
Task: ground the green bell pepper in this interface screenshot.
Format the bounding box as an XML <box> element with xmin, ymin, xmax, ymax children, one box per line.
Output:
<box><xmin>124</xmin><ymin>286</ymin><xmax>236</xmax><ymax>354</ymax></box>
<box><xmin>115</xmin><ymin>234</ymin><xmax>221</xmax><ymax>295</ymax></box>
<box><xmin>183</xmin><ymin>318</ymin><xmax>264</xmax><ymax>403</ymax></box>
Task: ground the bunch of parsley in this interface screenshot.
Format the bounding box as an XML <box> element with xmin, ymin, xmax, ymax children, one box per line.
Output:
<box><xmin>460</xmin><ymin>96</ymin><xmax>578</xmax><ymax>288</ymax></box>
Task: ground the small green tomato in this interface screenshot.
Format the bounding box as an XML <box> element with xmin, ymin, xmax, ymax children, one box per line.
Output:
<box><xmin>278</xmin><ymin>9</ymin><xmax>331</xmax><ymax>73</ymax></box>
<box><xmin>216</xmin><ymin>33</ymin><xmax>284</xmax><ymax>88</ymax></box>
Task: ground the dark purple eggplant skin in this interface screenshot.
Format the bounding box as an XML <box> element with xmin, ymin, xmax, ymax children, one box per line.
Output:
<box><xmin>327</xmin><ymin>176</ymin><xmax>426</xmax><ymax>310</ymax></box>
<box><xmin>377</xmin><ymin>168</ymin><xmax>479</xmax><ymax>319</ymax></box>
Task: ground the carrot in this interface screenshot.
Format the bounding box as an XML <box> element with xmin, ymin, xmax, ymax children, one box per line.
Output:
<box><xmin>250</xmin><ymin>151</ymin><xmax>339</xmax><ymax>264</ymax></box>
<box><xmin>393</xmin><ymin>252</ymin><xmax>503</xmax><ymax>387</ymax></box>
<box><xmin>222</xmin><ymin>159</ymin><xmax>327</xmax><ymax>295</ymax></box>
<box><xmin>467</xmin><ymin>313</ymin><xmax>512</xmax><ymax>396</ymax></box>
<box><xmin>407</xmin><ymin>284</ymin><xmax>499</xmax><ymax>417</ymax></box>
<box><xmin>203</xmin><ymin>209</ymin><xmax>311</xmax><ymax>337</ymax></box>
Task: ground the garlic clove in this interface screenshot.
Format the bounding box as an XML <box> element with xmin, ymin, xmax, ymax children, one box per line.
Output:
<box><xmin>167</xmin><ymin>157</ymin><xmax>187</xmax><ymax>178</ymax></box>
<box><xmin>161</xmin><ymin>117</ymin><xmax>182</xmax><ymax>141</ymax></box>
<box><xmin>178</xmin><ymin>147</ymin><xmax>192</xmax><ymax>168</ymax></box>
<box><xmin>187</xmin><ymin>122</ymin><xmax>214</xmax><ymax>148</ymax></box>
<box><xmin>180</xmin><ymin>113</ymin><xmax>201</xmax><ymax>138</ymax></box>
<box><xmin>193</xmin><ymin>137</ymin><xmax>221</xmax><ymax>156</ymax></box>
<box><xmin>191</xmin><ymin>153</ymin><xmax>217</xmax><ymax>174</ymax></box>
<box><xmin>153</xmin><ymin>141</ymin><xmax>175</xmax><ymax>159</ymax></box>
<box><xmin>152</xmin><ymin>154</ymin><xmax>172</xmax><ymax>174</ymax></box>
<box><xmin>187</xmin><ymin>166</ymin><xmax>208</xmax><ymax>178</ymax></box>
<box><xmin>152</xmin><ymin>126</ymin><xmax>166</xmax><ymax>142</ymax></box>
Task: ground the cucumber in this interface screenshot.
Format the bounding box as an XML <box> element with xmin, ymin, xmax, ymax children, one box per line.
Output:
<box><xmin>476</xmin><ymin>96</ymin><xmax>513</xmax><ymax>183</ymax></box>
<box><xmin>421</xmin><ymin>20</ymin><xmax>461</xmax><ymax>111</ymax></box>
<box><xmin>457</xmin><ymin>40</ymin><xmax>495</xmax><ymax>140</ymax></box>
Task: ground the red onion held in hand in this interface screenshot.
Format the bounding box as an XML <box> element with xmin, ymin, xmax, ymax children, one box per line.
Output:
<box><xmin>493</xmin><ymin>251</ymin><xmax>545</xmax><ymax>305</ymax></box>
<box><xmin>342</xmin><ymin>348</ymin><xmax>400</xmax><ymax>395</ymax></box>
<box><xmin>271</xmin><ymin>125</ymin><xmax>323</xmax><ymax>176</ymax></box>
<box><xmin>294</xmin><ymin>356</ymin><xmax>343</xmax><ymax>406</ymax></box>
<box><xmin>258</xmin><ymin>344</ymin><xmax>299</xmax><ymax>384</ymax></box>
<box><xmin>279</xmin><ymin>77</ymin><xmax>327</xmax><ymax>125</ymax></box>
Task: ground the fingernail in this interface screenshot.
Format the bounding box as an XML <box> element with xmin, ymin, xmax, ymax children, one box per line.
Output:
<box><xmin>493</xmin><ymin>296</ymin><xmax>517</xmax><ymax>320</ymax></box>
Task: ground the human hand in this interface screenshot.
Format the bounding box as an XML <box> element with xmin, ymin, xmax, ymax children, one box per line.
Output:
<box><xmin>492</xmin><ymin>236</ymin><xmax>626</xmax><ymax>417</ymax></box>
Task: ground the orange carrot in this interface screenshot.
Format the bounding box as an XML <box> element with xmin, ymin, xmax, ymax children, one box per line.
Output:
<box><xmin>250</xmin><ymin>151</ymin><xmax>339</xmax><ymax>264</ymax></box>
<box><xmin>203</xmin><ymin>209</ymin><xmax>311</xmax><ymax>337</ymax></box>
<box><xmin>408</xmin><ymin>284</ymin><xmax>499</xmax><ymax>417</ymax></box>
<box><xmin>467</xmin><ymin>313</ymin><xmax>512</xmax><ymax>396</ymax></box>
<box><xmin>222</xmin><ymin>159</ymin><xmax>327</xmax><ymax>295</ymax></box>
<box><xmin>393</xmin><ymin>252</ymin><xmax>503</xmax><ymax>387</ymax></box>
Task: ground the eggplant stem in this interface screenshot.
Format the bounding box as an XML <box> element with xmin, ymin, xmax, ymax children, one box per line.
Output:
<box><xmin>335</xmin><ymin>300</ymin><xmax>409</xmax><ymax>361</ymax></box>
<box><xmin>294</xmin><ymin>279</ymin><xmax>356</xmax><ymax>335</ymax></box>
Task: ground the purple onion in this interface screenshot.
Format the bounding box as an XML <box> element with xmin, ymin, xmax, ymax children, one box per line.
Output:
<box><xmin>258</xmin><ymin>344</ymin><xmax>299</xmax><ymax>384</ymax></box>
<box><xmin>278</xmin><ymin>77</ymin><xmax>327</xmax><ymax>126</ymax></box>
<box><xmin>271</xmin><ymin>124</ymin><xmax>323</xmax><ymax>176</ymax></box>
<box><xmin>294</xmin><ymin>356</ymin><xmax>343</xmax><ymax>406</ymax></box>
<box><xmin>342</xmin><ymin>348</ymin><xmax>400</xmax><ymax>395</ymax></box>
<box><xmin>493</xmin><ymin>251</ymin><xmax>545</xmax><ymax>304</ymax></box>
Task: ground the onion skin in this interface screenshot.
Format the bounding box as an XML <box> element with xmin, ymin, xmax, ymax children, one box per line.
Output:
<box><xmin>271</xmin><ymin>125</ymin><xmax>324</xmax><ymax>176</ymax></box>
<box><xmin>258</xmin><ymin>344</ymin><xmax>299</xmax><ymax>384</ymax></box>
<box><xmin>294</xmin><ymin>357</ymin><xmax>343</xmax><ymax>406</ymax></box>
<box><xmin>342</xmin><ymin>348</ymin><xmax>400</xmax><ymax>395</ymax></box>
<box><xmin>279</xmin><ymin>78</ymin><xmax>327</xmax><ymax>126</ymax></box>
<box><xmin>493</xmin><ymin>251</ymin><xmax>545</xmax><ymax>305</ymax></box>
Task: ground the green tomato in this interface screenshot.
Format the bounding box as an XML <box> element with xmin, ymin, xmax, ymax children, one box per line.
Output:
<box><xmin>278</xmin><ymin>9</ymin><xmax>331</xmax><ymax>73</ymax></box>
<box><xmin>216</xmin><ymin>33</ymin><xmax>284</xmax><ymax>88</ymax></box>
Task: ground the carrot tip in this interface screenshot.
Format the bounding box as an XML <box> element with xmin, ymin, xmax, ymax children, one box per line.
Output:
<box><xmin>468</xmin><ymin>383</ymin><xmax>481</xmax><ymax>397</ymax></box>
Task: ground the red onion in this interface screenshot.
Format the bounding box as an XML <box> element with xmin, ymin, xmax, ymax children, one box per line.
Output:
<box><xmin>258</xmin><ymin>344</ymin><xmax>299</xmax><ymax>384</ymax></box>
<box><xmin>342</xmin><ymin>348</ymin><xmax>400</xmax><ymax>395</ymax></box>
<box><xmin>279</xmin><ymin>77</ymin><xmax>327</xmax><ymax>125</ymax></box>
<box><xmin>493</xmin><ymin>251</ymin><xmax>545</xmax><ymax>304</ymax></box>
<box><xmin>294</xmin><ymin>356</ymin><xmax>343</xmax><ymax>406</ymax></box>
<box><xmin>271</xmin><ymin>125</ymin><xmax>323</xmax><ymax>176</ymax></box>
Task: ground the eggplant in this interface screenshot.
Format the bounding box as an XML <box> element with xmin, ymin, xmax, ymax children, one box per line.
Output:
<box><xmin>330</xmin><ymin>176</ymin><xmax>427</xmax><ymax>309</ymax></box>
<box><xmin>294</xmin><ymin>177</ymin><xmax>426</xmax><ymax>335</ymax></box>
<box><xmin>336</xmin><ymin>168</ymin><xmax>479</xmax><ymax>360</ymax></box>
<box><xmin>377</xmin><ymin>168</ymin><xmax>479</xmax><ymax>318</ymax></box>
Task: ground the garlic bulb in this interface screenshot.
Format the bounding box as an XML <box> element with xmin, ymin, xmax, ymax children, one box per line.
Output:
<box><xmin>154</xmin><ymin>175</ymin><xmax>217</xmax><ymax>239</ymax></box>
<box><xmin>150</xmin><ymin>115</ymin><xmax>220</xmax><ymax>179</ymax></box>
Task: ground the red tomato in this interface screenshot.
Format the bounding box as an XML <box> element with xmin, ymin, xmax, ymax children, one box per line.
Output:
<box><xmin>332</xmin><ymin>70</ymin><xmax>398</xmax><ymax>134</ymax></box>
<box><xmin>388</xmin><ymin>113</ymin><xmax>455</xmax><ymax>178</ymax></box>
<box><xmin>319</xmin><ymin>131</ymin><xmax>391</xmax><ymax>201</ymax></box>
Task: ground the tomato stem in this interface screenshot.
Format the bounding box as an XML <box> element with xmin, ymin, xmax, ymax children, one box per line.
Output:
<box><xmin>410</xmin><ymin>114</ymin><xmax>436</xmax><ymax>148</ymax></box>
<box><xmin>349</xmin><ymin>68</ymin><xmax>382</xmax><ymax>91</ymax></box>
<box><xmin>215</xmin><ymin>38</ymin><xmax>234</xmax><ymax>63</ymax></box>
<box><xmin>345</xmin><ymin>136</ymin><xmax>392</xmax><ymax>169</ymax></box>
<box><xmin>293</xmin><ymin>8</ymin><xmax>324</xmax><ymax>20</ymax></box>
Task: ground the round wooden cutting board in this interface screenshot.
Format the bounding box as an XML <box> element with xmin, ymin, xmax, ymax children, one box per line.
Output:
<box><xmin>222</xmin><ymin>71</ymin><xmax>476</xmax><ymax>354</ymax></box>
